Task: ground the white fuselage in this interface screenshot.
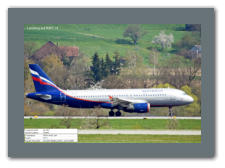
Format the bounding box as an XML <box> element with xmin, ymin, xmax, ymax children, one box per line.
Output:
<box><xmin>64</xmin><ymin>88</ymin><xmax>194</xmax><ymax>107</ymax></box>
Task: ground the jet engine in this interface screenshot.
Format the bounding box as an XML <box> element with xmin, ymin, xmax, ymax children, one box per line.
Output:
<box><xmin>124</xmin><ymin>103</ymin><xmax>150</xmax><ymax>113</ymax></box>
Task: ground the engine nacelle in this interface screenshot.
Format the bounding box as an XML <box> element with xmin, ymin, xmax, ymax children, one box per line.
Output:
<box><xmin>124</xmin><ymin>103</ymin><xmax>150</xmax><ymax>113</ymax></box>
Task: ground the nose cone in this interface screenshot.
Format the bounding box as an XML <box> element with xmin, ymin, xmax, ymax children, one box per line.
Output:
<box><xmin>187</xmin><ymin>95</ymin><xmax>194</xmax><ymax>104</ymax></box>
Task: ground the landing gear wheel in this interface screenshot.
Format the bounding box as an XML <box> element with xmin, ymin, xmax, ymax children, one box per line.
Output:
<box><xmin>168</xmin><ymin>107</ymin><xmax>174</xmax><ymax>117</ymax></box>
<box><xmin>109</xmin><ymin>111</ymin><xmax>114</xmax><ymax>116</ymax></box>
<box><xmin>115</xmin><ymin>111</ymin><xmax>121</xmax><ymax>116</ymax></box>
<box><xmin>169</xmin><ymin>112</ymin><xmax>175</xmax><ymax>117</ymax></box>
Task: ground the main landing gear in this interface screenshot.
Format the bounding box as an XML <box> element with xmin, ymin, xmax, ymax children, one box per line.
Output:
<box><xmin>109</xmin><ymin>109</ymin><xmax>121</xmax><ymax>117</ymax></box>
<box><xmin>115</xmin><ymin>111</ymin><xmax>122</xmax><ymax>116</ymax></box>
<box><xmin>109</xmin><ymin>110</ymin><xmax>114</xmax><ymax>116</ymax></box>
<box><xmin>168</xmin><ymin>106</ymin><xmax>174</xmax><ymax>116</ymax></box>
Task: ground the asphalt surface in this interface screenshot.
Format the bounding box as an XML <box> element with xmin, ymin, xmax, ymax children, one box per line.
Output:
<box><xmin>78</xmin><ymin>129</ymin><xmax>201</xmax><ymax>135</ymax></box>
<box><xmin>24</xmin><ymin>116</ymin><xmax>201</xmax><ymax>120</ymax></box>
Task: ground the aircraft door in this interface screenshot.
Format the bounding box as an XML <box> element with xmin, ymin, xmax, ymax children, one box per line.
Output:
<box><xmin>60</xmin><ymin>92</ymin><xmax>66</xmax><ymax>103</ymax></box>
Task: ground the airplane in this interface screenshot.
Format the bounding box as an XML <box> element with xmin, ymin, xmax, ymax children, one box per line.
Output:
<box><xmin>26</xmin><ymin>64</ymin><xmax>194</xmax><ymax>116</ymax></box>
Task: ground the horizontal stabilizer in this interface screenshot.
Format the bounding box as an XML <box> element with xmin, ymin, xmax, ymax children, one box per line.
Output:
<box><xmin>36</xmin><ymin>94</ymin><xmax>52</xmax><ymax>100</ymax></box>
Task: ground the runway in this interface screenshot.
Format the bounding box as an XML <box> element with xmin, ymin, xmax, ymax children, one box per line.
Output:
<box><xmin>24</xmin><ymin>116</ymin><xmax>201</xmax><ymax>120</ymax></box>
<box><xmin>78</xmin><ymin>129</ymin><xmax>201</xmax><ymax>135</ymax></box>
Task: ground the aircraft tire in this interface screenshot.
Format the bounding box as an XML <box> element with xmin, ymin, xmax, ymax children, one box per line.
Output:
<box><xmin>109</xmin><ymin>111</ymin><xmax>114</xmax><ymax>116</ymax></box>
<box><xmin>115</xmin><ymin>111</ymin><xmax>121</xmax><ymax>116</ymax></box>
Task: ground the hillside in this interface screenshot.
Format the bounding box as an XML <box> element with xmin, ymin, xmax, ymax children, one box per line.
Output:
<box><xmin>24</xmin><ymin>24</ymin><xmax>192</xmax><ymax>64</ymax></box>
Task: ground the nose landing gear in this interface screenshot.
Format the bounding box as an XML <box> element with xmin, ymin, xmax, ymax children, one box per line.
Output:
<box><xmin>168</xmin><ymin>106</ymin><xmax>174</xmax><ymax>116</ymax></box>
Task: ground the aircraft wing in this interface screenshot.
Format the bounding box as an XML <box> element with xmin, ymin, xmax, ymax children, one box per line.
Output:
<box><xmin>109</xmin><ymin>96</ymin><xmax>147</xmax><ymax>107</ymax></box>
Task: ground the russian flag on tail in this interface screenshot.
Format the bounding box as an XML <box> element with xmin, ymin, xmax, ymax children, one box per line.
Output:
<box><xmin>29</xmin><ymin>64</ymin><xmax>59</xmax><ymax>93</ymax></box>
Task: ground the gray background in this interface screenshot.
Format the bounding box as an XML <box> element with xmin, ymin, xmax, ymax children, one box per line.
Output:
<box><xmin>8</xmin><ymin>8</ymin><xmax>215</xmax><ymax>158</ymax></box>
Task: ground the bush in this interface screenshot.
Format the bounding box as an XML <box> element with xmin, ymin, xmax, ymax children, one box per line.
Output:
<box><xmin>80</xmin><ymin>118</ymin><xmax>110</xmax><ymax>129</ymax></box>
<box><xmin>180</xmin><ymin>85</ymin><xmax>201</xmax><ymax>116</ymax></box>
<box><xmin>60</xmin><ymin>118</ymin><xmax>72</xmax><ymax>128</ymax></box>
<box><xmin>153</xmin><ymin>83</ymin><xmax>175</xmax><ymax>89</ymax></box>
<box><xmin>167</xmin><ymin>118</ymin><xmax>178</xmax><ymax>129</ymax></box>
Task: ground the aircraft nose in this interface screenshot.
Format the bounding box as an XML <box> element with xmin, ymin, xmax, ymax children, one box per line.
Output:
<box><xmin>187</xmin><ymin>95</ymin><xmax>194</xmax><ymax>103</ymax></box>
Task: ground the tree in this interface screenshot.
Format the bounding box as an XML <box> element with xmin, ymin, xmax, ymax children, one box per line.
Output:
<box><xmin>157</xmin><ymin>55</ymin><xmax>191</xmax><ymax>88</ymax></box>
<box><xmin>149</xmin><ymin>49</ymin><xmax>159</xmax><ymax>76</ymax></box>
<box><xmin>173</xmin><ymin>33</ymin><xmax>201</xmax><ymax>60</ymax></box>
<box><xmin>180</xmin><ymin>85</ymin><xmax>201</xmax><ymax>116</ymax></box>
<box><xmin>186</xmin><ymin>58</ymin><xmax>201</xmax><ymax>86</ymax></box>
<box><xmin>123</xmin><ymin>51</ymin><xmax>144</xmax><ymax>68</ymax></box>
<box><xmin>173</xmin><ymin>34</ymin><xmax>200</xmax><ymax>57</ymax></box>
<box><xmin>24</xmin><ymin>42</ymin><xmax>36</xmax><ymax>58</ymax></box>
<box><xmin>24</xmin><ymin>57</ymin><xmax>34</xmax><ymax>81</ymax></box>
<box><xmin>124</xmin><ymin>51</ymin><xmax>138</xmax><ymax>68</ymax></box>
<box><xmin>90</xmin><ymin>52</ymin><xmax>122</xmax><ymax>83</ymax></box>
<box><xmin>105</xmin><ymin>53</ymin><xmax>113</xmax><ymax>76</ymax></box>
<box><xmin>112</xmin><ymin>52</ymin><xmax>121</xmax><ymax>75</ymax></box>
<box><xmin>80</xmin><ymin>108</ymin><xmax>110</xmax><ymax>129</ymax></box>
<box><xmin>102</xmin><ymin>75</ymin><xmax>127</xmax><ymax>89</ymax></box>
<box><xmin>90</xmin><ymin>52</ymin><xmax>102</xmax><ymax>82</ymax></box>
<box><xmin>61</xmin><ymin>55</ymin><xmax>73</xmax><ymax>67</ymax></box>
<box><xmin>60</xmin><ymin>118</ymin><xmax>72</xmax><ymax>128</ymax></box>
<box><xmin>175</xmin><ymin>34</ymin><xmax>198</xmax><ymax>50</ymax></box>
<box><xmin>40</xmin><ymin>54</ymin><xmax>67</xmax><ymax>88</ymax></box>
<box><xmin>152</xmin><ymin>31</ymin><xmax>174</xmax><ymax>51</ymax></box>
<box><xmin>155</xmin><ymin>55</ymin><xmax>201</xmax><ymax>88</ymax></box>
<box><xmin>100</xmin><ymin>57</ymin><xmax>105</xmax><ymax>77</ymax></box>
<box><xmin>153</xmin><ymin>83</ymin><xmax>175</xmax><ymax>89</ymax></box>
<box><xmin>104</xmin><ymin>52</ymin><xmax>121</xmax><ymax>76</ymax></box>
<box><xmin>123</xmin><ymin>25</ymin><xmax>147</xmax><ymax>45</ymax></box>
<box><xmin>67</xmin><ymin>52</ymin><xmax>91</xmax><ymax>89</ymax></box>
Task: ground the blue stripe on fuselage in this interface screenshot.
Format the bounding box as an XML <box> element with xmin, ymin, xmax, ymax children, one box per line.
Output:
<box><xmin>65</xmin><ymin>95</ymin><xmax>104</xmax><ymax>108</ymax></box>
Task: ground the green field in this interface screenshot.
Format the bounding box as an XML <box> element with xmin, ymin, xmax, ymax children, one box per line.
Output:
<box><xmin>24</xmin><ymin>118</ymin><xmax>201</xmax><ymax>143</ymax></box>
<box><xmin>25</xmin><ymin>135</ymin><xmax>201</xmax><ymax>143</ymax></box>
<box><xmin>24</xmin><ymin>24</ymin><xmax>191</xmax><ymax>63</ymax></box>
<box><xmin>24</xmin><ymin>118</ymin><xmax>201</xmax><ymax>130</ymax></box>
<box><xmin>78</xmin><ymin>134</ymin><xmax>201</xmax><ymax>143</ymax></box>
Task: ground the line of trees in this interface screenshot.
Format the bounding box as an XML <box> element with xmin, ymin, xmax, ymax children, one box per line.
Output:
<box><xmin>90</xmin><ymin>52</ymin><xmax>121</xmax><ymax>82</ymax></box>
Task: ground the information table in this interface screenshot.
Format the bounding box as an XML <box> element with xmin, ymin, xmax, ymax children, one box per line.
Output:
<box><xmin>24</xmin><ymin>129</ymin><xmax>78</xmax><ymax>142</ymax></box>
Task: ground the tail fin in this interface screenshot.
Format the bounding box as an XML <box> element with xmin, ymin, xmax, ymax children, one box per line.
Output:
<box><xmin>29</xmin><ymin>64</ymin><xmax>59</xmax><ymax>92</ymax></box>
